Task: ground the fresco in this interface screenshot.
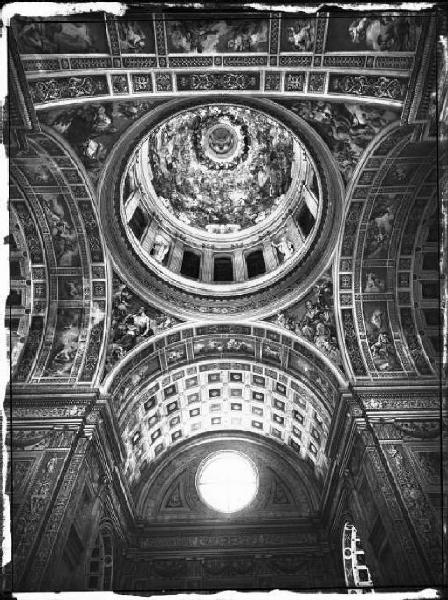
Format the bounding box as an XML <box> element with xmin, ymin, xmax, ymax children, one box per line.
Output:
<box><xmin>39</xmin><ymin>100</ymin><xmax>160</xmax><ymax>182</ymax></box>
<box><xmin>44</xmin><ymin>308</ymin><xmax>82</xmax><ymax>377</ymax></box>
<box><xmin>105</xmin><ymin>275</ymin><xmax>180</xmax><ymax>374</ymax></box>
<box><xmin>193</xmin><ymin>337</ymin><xmax>255</xmax><ymax>356</ymax></box>
<box><xmin>325</xmin><ymin>15</ymin><xmax>422</xmax><ymax>52</ymax></box>
<box><xmin>147</xmin><ymin>104</ymin><xmax>295</xmax><ymax>232</ymax></box>
<box><xmin>268</xmin><ymin>276</ymin><xmax>342</xmax><ymax>368</ymax></box>
<box><xmin>58</xmin><ymin>277</ymin><xmax>83</xmax><ymax>300</ymax></box>
<box><xmin>12</xmin><ymin>18</ymin><xmax>109</xmax><ymax>54</ymax></box>
<box><xmin>262</xmin><ymin>343</ymin><xmax>282</xmax><ymax>363</ymax></box>
<box><xmin>39</xmin><ymin>193</ymin><xmax>81</xmax><ymax>267</ymax></box>
<box><xmin>282</xmin><ymin>100</ymin><xmax>400</xmax><ymax>183</ymax></box>
<box><xmin>364</xmin><ymin>193</ymin><xmax>401</xmax><ymax>258</ymax></box>
<box><xmin>20</xmin><ymin>163</ymin><xmax>57</xmax><ymax>186</ymax></box>
<box><xmin>166</xmin><ymin>17</ymin><xmax>269</xmax><ymax>53</ymax></box>
<box><xmin>364</xmin><ymin>302</ymin><xmax>400</xmax><ymax>371</ymax></box>
<box><xmin>362</xmin><ymin>268</ymin><xmax>387</xmax><ymax>293</ymax></box>
<box><xmin>117</xmin><ymin>20</ymin><xmax>156</xmax><ymax>53</ymax></box>
<box><xmin>280</xmin><ymin>18</ymin><xmax>316</xmax><ymax>52</ymax></box>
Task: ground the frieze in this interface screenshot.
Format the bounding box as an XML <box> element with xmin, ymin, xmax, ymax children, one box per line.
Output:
<box><xmin>176</xmin><ymin>72</ymin><xmax>260</xmax><ymax>91</ymax></box>
<box><xmin>122</xmin><ymin>56</ymin><xmax>157</xmax><ymax>68</ymax></box>
<box><xmin>139</xmin><ymin>531</ymin><xmax>317</xmax><ymax>549</ymax></box>
<box><xmin>323</xmin><ymin>55</ymin><xmax>365</xmax><ymax>68</ymax></box>
<box><xmin>375</xmin><ymin>55</ymin><xmax>414</xmax><ymax>70</ymax></box>
<box><xmin>168</xmin><ymin>56</ymin><xmax>213</xmax><ymax>68</ymax></box>
<box><xmin>70</xmin><ymin>57</ymin><xmax>112</xmax><ymax>70</ymax></box>
<box><xmin>223</xmin><ymin>56</ymin><xmax>267</xmax><ymax>67</ymax></box>
<box><xmin>22</xmin><ymin>58</ymin><xmax>60</xmax><ymax>71</ymax></box>
<box><xmin>329</xmin><ymin>74</ymin><xmax>407</xmax><ymax>100</ymax></box>
<box><xmin>8</xmin><ymin>429</ymin><xmax>75</xmax><ymax>450</ymax></box>
<box><xmin>12</xmin><ymin>404</ymin><xmax>89</xmax><ymax>418</ymax></box>
<box><xmin>361</xmin><ymin>395</ymin><xmax>439</xmax><ymax>411</ymax></box>
<box><xmin>29</xmin><ymin>76</ymin><xmax>108</xmax><ymax>104</ymax></box>
<box><xmin>279</xmin><ymin>56</ymin><xmax>312</xmax><ymax>67</ymax></box>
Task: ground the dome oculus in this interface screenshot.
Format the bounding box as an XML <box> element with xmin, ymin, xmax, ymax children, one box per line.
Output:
<box><xmin>196</xmin><ymin>450</ymin><xmax>258</xmax><ymax>513</ymax></box>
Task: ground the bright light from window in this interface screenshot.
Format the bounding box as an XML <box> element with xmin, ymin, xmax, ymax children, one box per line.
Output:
<box><xmin>197</xmin><ymin>451</ymin><xmax>258</xmax><ymax>513</ymax></box>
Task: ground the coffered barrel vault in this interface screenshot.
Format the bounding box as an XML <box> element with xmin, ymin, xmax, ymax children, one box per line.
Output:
<box><xmin>5</xmin><ymin>4</ymin><xmax>446</xmax><ymax>596</ymax></box>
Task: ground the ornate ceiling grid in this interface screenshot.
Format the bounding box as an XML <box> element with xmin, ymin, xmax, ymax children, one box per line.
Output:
<box><xmin>336</xmin><ymin>124</ymin><xmax>438</xmax><ymax>381</ymax></box>
<box><xmin>9</xmin><ymin>132</ymin><xmax>109</xmax><ymax>385</ymax></box>
<box><xmin>117</xmin><ymin>356</ymin><xmax>333</xmax><ymax>485</ymax></box>
<box><xmin>13</xmin><ymin>12</ymin><xmax>429</xmax><ymax>111</ymax></box>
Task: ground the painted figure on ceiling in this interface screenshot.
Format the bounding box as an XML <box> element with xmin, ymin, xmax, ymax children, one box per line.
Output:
<box><xmin>14</xmin><ymin>19</ymin><xmax>108</xmax><ymax>53</ymax></box>
<box><xmin>166</xmin><ymin>18</ymin><xmax>268</xmax><ymax>54</ymax></box>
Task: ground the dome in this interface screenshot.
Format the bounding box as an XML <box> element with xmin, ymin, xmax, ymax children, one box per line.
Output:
<box><xmin>99</xmin><ymin>96</ymin><xmax>344</xmax><ymax>319</ymax></box>
<box><xmin>146</xmin><ymin>105</ymin><xmax>298</xmax><ymax>234</ymax></box>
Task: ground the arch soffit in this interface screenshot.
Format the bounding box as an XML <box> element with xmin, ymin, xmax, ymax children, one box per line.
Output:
<box><xmin>101</xmin><ymin>321</ymin><xmax>347</xmax><ymax>488</ymax></box>
<box><xmin>334</xmin><ymin>123</ymin><xmax>438</xmax><ymax>381</ymax></box>
<box><xmin>10</xmin><ymin>129</ymin><xmax>110</xmax><ymax>386</ymax></box>
<box><xmin>101</xmin><ymin>319</ymin><xmax>348</xmax><ymax>400</ymax></box>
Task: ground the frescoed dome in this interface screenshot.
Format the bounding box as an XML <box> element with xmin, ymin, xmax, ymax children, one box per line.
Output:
<box><xmin>146</xmin><ymin>105</ymin><xmax>298</xmax><ymax>233</ymax></box>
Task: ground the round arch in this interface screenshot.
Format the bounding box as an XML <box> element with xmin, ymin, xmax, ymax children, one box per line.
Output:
<box><xmin>10</xmin><ymin>129</ymin><xmax>109</xmax><ymax>385</ymax></box>
<box><xmin>100</xmin><ymin>320</ymin><xmax>348</xmax><ymax>489</ymax></box>
<box><xmin>134</xmin><ymin>430</ymin><xmax>323</xmax><ymax>519</ymax></box>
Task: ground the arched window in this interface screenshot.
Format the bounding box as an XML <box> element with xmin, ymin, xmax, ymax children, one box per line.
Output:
<box><xmin>128</xmin><ymin>206</ymin><xmax>148</xmax><ymax>241</ymax></box>
<box><xmin>296</xmin><ymin>202</ymin><xmax>315</xmax><ymax>237</ymax></box>
<box><xmin>213</xmin><ymin>256</ymin><xmax>233</xmax><ymax>282</ymax></box>
<box><xmin>87</xmin><ymin>529</ymin><xmax>114</xmax><ymax>590</ymax></box>
<box><xmin>342</xmin><ymin>522</ymin><xmax>373</xmax><ymax>593</ymax></box>
<box><xmin>246</xmin><ymin>250</ymin><xmax>266</xmax><ymax>278</ymax></box>
<box><xmin>181</xmin><ymin>250</ymin><xmax>201</xmax><ymax>279</ymax></box>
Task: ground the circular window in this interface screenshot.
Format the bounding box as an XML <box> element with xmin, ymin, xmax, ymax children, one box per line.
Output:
<box><xmin>196</xmin><ymin>450</ymin><xmax>258</xmax><ymax>513</ymax></box>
